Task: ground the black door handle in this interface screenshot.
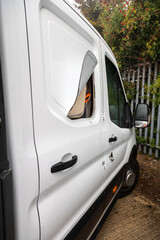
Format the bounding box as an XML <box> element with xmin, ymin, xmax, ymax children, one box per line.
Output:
<box><xmin>51</xmin><ymin>155</ymin><xmax>78</xmax><ymax>173</ymax></box>
<box><xmin>109</xmin><ymin>136</ymin><xmax>117</xmax><ymax>143</ymax></box>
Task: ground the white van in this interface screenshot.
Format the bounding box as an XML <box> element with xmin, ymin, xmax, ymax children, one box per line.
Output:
<box><xmin>0</xmin><ymin>0</ymin><xmax>150</xmax><ymax>239</ymax></box>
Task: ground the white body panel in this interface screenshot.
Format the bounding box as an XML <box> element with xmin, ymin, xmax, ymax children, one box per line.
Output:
<box><xmin>0</xmin><ymin>0</ymin><xmax>136</xmax><ymax>240</ymax></box>
<box><xmin>0</xmin><ymin>0</ymin><xmax>40</xmax><ymax>239</ymax></box>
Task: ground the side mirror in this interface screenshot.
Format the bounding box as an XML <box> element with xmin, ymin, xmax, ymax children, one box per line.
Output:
<box><xmin>134</xmin><ymin>103</ymin><xmax>150</xmax><ymax>128</ymax></box>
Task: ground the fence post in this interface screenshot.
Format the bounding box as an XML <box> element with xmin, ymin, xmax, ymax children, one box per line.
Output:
<box><xmin>124</xmin><ymin>70</ymin><xmax>126</xmax><ymax>81</ymax></box>
<box><xmin>135</xmin><ymin>66</ymin><xmax>141</xmax><ymax>151</ymax></box>
<box><xmin>139</xmin><ymin>64</ymin><xmax>145</xmax><ymax>151</ymax></box>
<box><xmin>155</xmin><ymin>104</ymin><xmax>160</xmax><ymax>158</ymax></box>
<box><xmin>128</xmin><ymin>69</ymin><xmax>130</xmax><ymax>82</ymax></box>
<box><xmin>149</xmin><ymin>62</ymin><xmax>158</xmax><ymax>156</ymax></box>
<box><xmin>144</xmin><ymin>64</ymin><xmax>151</xmax><ymax>154</ymax></box>
<box><xmin>136</xmin><ymin>66</ymin><xmax>140</xmax><ymax>105</ymax></box>
<box><xmin>131</xmin><ymin>70</ymin><xmax>135</xmax><ymax>114</ymax></box>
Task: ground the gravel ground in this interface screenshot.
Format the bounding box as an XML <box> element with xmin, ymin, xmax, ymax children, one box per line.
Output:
<box><xmin>95</xmin><ymin>153</ymin><xmax>160</xmax><ymax>240</ymax></box>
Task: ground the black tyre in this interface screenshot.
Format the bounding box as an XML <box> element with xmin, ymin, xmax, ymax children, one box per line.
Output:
<box><xmin>119</xmin><ymin>160</ymin><xmax>139</xmax><ymax>198</ymax></box>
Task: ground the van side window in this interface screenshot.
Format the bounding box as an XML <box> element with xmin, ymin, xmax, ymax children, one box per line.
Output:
<box><xmin>68</xmin><ymin>75</ymin><xmax>94</xmax><ymax>119</ymax></box>
<box><xmin>105</xmin><ymin>57</ymin><xmax>127</xmax><ymax>128</ymax></box>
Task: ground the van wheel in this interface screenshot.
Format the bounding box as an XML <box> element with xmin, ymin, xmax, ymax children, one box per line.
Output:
<box><xmin>119</xmin><ymin>160</ymin><xmax>139</xmax><ymax>198</ymax></box>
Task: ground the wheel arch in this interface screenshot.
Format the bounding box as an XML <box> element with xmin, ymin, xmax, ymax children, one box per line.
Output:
<box><xmin>128</xmin><ymin>145</ymin><xmax>138</xmax><ymax>163</ymax></box>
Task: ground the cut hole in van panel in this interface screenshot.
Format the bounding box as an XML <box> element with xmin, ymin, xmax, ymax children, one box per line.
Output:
<box><xmin>68</xmin><ymin>74</ymin><xmax>95</xmax><ymax>119</ymax></box>
<box><xmin>40</xmin><ymin>8</ymin><xmax>97</xmax><ymax>116</ymax></box>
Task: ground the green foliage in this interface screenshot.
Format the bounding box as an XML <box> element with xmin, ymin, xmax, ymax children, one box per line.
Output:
<box><xmin>74</xmin><ymin>0</ymin><xmax>103</xmax><ymax>35</ymax></box>
<box><xmin>135</xmin><ymin>133</ymin><xmax>160</xmax><ymax>150</ymax></box>
<box><xmin>99</xmin><ymin>0</ymin><xmax>160</xmax><ymax>68</ymax></box>
<box><xmin>123</xmin><ymin>81</ymin><xmax>136</xmax><ymax>100</ymax></box>
<box><xmin>136</xmin><ymin>135</ymin><xmax>148</xmax><ymax>145</ymax></box>
<box><xmin>122</xmin><ymin>72</ymin><xmax>160</xmax><ymax>105</ymax></box>
<box><xmin>144</xmin><ymin>73</ymin><xmax>160</xmax><ymax>106</ymax></box>
<box><xmin>75</xmin><ymin>0</ymin><xmax>160</xmax><ymax>69</ymax></box>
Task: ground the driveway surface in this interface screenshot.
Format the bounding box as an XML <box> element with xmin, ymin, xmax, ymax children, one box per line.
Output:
<box><xmin>95</xmin><ymin>153</ymin><xmax>160</xmax><ymax>240</ymax></box>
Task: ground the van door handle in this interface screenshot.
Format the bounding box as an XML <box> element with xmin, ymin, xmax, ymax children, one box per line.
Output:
<box><xmin>51</xmin><ymin>155</ymin><xmax>77</xmax><ymax>173</ymax></box>
<box><xmin>109</xmin><ymin>136</ymin><xmax>117</xmax><ymax>143</ymax></box>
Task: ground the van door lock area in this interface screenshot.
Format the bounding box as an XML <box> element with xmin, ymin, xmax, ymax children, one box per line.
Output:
<box><xmin>109</xmin><ymin>152</ymin><xmax>114</xmax><ymax>162</ymax></box>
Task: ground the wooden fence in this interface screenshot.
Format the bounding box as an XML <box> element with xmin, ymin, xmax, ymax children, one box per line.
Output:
<box><xmin>122</xmin><ymin>62</ymin><xmax>160</xmax><ymax>158</ymax></box>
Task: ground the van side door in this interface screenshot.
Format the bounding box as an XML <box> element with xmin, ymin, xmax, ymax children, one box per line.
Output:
<box><xmin>24</xmin><ymin>1</ymin><xmax>106</xmax><ymax>239</ymax></box>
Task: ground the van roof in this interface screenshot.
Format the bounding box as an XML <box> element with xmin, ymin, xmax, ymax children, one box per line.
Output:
<box><xmin>63</xmin><ymin>0</ymin><xmax>116</xmax><ymax>62</ymax></box>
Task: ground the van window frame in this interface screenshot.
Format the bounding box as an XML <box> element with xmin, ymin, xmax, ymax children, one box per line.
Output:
<box><xmin>105</xmin><ymin>56</ymin><xmax>132</xmax><ymax>128</ymax></box>
<box><xmin>0</xmin><ymin>62</ymin><xmax>9</xmax><ymax>172</ymax></box>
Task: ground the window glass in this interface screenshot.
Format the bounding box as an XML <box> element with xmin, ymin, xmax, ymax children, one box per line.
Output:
<box><xmin>118</xmin><ymin>87</ymin><xmax>126</xmax><ymax>127</ymax></box>
<box><xmin>105</xmin><ymin>57</ymin><xmax>127</xmax><ymax>128</ymax></box>
<box><xmin>106</xmin><ymin>59</ymin><xmax>119</xmax><ymax>125</ymax></box>
<box><xmin>68</xmin><ymin>75</ymin><xmax>94</xmax><ymax>119</ymax></box>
